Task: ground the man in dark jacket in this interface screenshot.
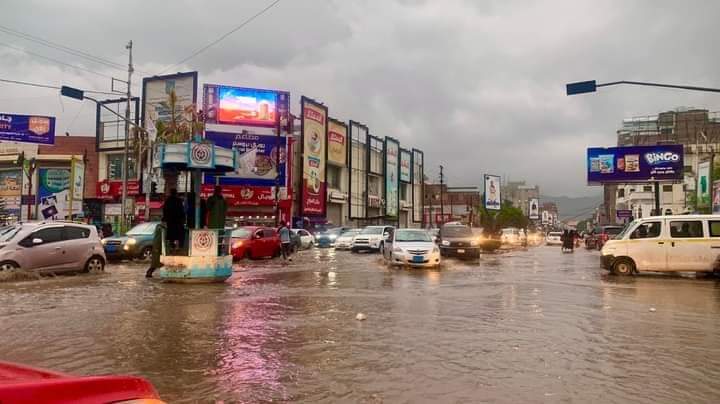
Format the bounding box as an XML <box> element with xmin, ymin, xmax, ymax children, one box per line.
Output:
<box><xmin>162</xmin><ymin>188</ymin><xmax>185</xmax><ymax>250</ymax></box>
<box><xmin>206</xmin><ymin>186</ymin><xmax>227</xmax><ymax>229</ymax></box>
<box><xmin>145</xmin><ymin>222</ymin><xmax>166</xmax><ymax>278</ymax></box>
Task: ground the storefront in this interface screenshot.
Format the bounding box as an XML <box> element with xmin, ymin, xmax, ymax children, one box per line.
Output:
<box><xmin>201</xmin><ymin>184</ymin><xmax>291</xmax><ymax>227</ymax></box>
<box><xmin>327</xmin><ymin>191</ymin><xmax>347</xmax><ymax>226</ymax></box>
<box><xmin>97</xmin><ymin>179</ymin><xmax>140</xmax><ymax>233</ymax></box>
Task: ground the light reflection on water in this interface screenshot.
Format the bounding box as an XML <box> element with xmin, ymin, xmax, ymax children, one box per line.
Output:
<box><xmin>1</xmin><ymin>247</ymin><xmax>720</xmax><ymax>402</ymax></box>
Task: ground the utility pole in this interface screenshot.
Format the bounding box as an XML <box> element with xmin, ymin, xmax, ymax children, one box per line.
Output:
<box><xmin>121</xmin><ymin>40</ymin><xmax>134</xmax><ymax>232</ymax></box>
<box><xmin>439</xmin><ymin>165</ymin><xmax>444</xmax><ymax>226</ymax></box>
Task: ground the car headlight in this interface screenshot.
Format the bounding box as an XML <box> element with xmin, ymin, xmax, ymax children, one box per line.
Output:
<box><xmin>126</xmin><ymin>238</ymin><xmax>137</xmax><ymax>246</ymax></box>
<box><xmin>329</xmin><ymin>234</ymin><xmax>338</xmax><ymax>240</ymax></box>
<box><xmin>470</xmin><ymin>239</ymin><xmax>479</xmax><ymax>246</ymax></box>
<box><xmin>393</xmin><ymin>246</ymin><xmax>404</xmax><ymax>253</ymax></box>
<box><xmin>232</xmin><ymin>240</ymin><xmax>243</xmax><ymax>249</ymax></box>
<box><xmin>101</xmin><ymin>239</ymin><xmax>107</xmax><ymax>245</ymax></box>
<box><xmin>441</xmin><ymin>240</ymin><xmax>450</xmax><ymax>246</ymax></box>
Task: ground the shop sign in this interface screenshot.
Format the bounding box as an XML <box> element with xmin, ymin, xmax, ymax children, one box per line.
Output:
<box><xmin>327</xmin><ymin>119</ymin><xmax>347</xmax><ymax>166</ymax></box>
<box><xmin>329</xmin><ymin>190</ymin><xmax>348</xmax><ymax>202</ymax></box>
<box><xmin>97</xmin><ymin>180</ymin><xmax>140</xmax><ymax>200</ymax></box>
<box><xmin>301</xmin><ymin>97</ymin><xmax>327</xmax><ymax>215</ymax></box>
<box><xmin>0</xmin><ymin>113</ymin><xmax>55</xmax><ymax>144</ymax></box>
<box><xmin>200</xmin><ymin>184</ymin><xmax>277</xmax><ymax>206</ymax></box>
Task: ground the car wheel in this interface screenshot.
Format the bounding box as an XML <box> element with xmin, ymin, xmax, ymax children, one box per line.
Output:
<box><xmin>84</xmin><ymin>256</ymin><xmax>105</xmax><ymax>273</ymax></box>
<box><xmin>245</xmin><ymin>250</ymin><xmax>252</xmax><ymax>260</ymax></box>
<box><xmin>379</xmin><ymin>242</ymin><xmax>384</xmax><ymax>255</ymax></box>
<box><xmin>309</xmin><ymin>241</ymin><xmax>314</xmax><ymax>249</ymax></box>
<box><xmin>140</xmin><ymin>247</ymin><xmax>152</xmax><ymax>261</ymax></box>
<box><xmin>0</xmin><ymin>261</ymin><xmax>19</xmax><ymax>271</ymax></box>
<box><xmin>612</xmin><ymin>257</ymin><xmax>635</xmax><ymax>276</ymax></box>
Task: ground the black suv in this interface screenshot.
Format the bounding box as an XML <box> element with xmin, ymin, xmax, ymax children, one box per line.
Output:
<box><xmin>438</xmin><ymin>224</ymin><xmax>480</xmax><ymax>259</ymax></box>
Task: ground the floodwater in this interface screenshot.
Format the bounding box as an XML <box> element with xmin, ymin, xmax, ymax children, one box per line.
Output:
<box><xmin>2</xmin><ymin>247</ymin><xmax>720</xmax><ymax>403</ymax></box>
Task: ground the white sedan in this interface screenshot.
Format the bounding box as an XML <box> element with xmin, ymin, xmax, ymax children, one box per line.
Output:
<box><xmin>383</xmin><ymin>228</ymin><xmax>441</xmax><ymax>268</ymax></box>
<box><xmin>545</xmin><ymin>231</ymin><xmax>563</xmax><ymax>246</ymax></box>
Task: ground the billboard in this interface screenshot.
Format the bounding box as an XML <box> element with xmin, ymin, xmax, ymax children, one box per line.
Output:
<box><xmin>204</xmin><ymin>131</ymin><xmax>287</xmax><ymax>187</ymax></box>
<box><xmin>541</xmin><ymin>210</ymin><xmax>549</xmax><ymax>225</ymax></box>
<box><xmin>412</xmin><ymin>149</ymin><xmax>424</xmax><ymax>223</ymax></box>
<box><xmin>70</xmin><ymin>158</ymin><xmax>85</xmax><ymax>201</ymax></box>
<box><xmin>713</xmin><ymin>180</ymin><xmax>720</xmax><ymax>214</ymax></box>
<box><xmin>349</xmin><ymin>121</ymin><xmax>368</xmax><ymax>219</ymax></box>
<box><xmin>0</xmin><ymin>113</ymin><xmax>55</xmax><ymax>144</ymax></box>
<box><xmin>0</xmin><ymin>170</ymin><xmax>22</xmax><ymax>220</ymax></box>
<box><xmin>385</xmin><ymin>137</ymin><xmax>400</xmax><ymax>217</ymax></box>
<box><xmin>400</xmin><ymin>149</ymin><xmax>411</xmax><ymax>183</ymax></box>
<box><xmin>38</xmin><ymin>168</ymin><xmax>80</xmax><ymax>220</ymax></box>
<box><xmin>587</xmin><ymin>145</ymin><xmax>684</xmax><ymax>184</ymax></box>
<box><xmin>484</xmin><ymin>174</ymin><xmax>501</xmax><ymax>210</ymax></box>
<box><xmin>204</xmin><ymin>84</ymin><xmax>289</xmax><ymax>129</ymax></box>
<box><xmin>301</xmin><ymin>97</ymin><xmax>327</xmax><ymax>216</ymax></box>
<box><xmin>141</xmin><ymin>72</ymin><xmax>198</xmax><ymax>141</ymax></box>
<box><xmin>327</xmin><ymin>119</ymin><xmax>347</xmax><ymax>166</ymax></box>
<box><xmin>698</xmin><ymin>161</ymin><xmax>711</xmax><ymax>207</ymax></box>
<box><xmin>529</xmin><ymin>198</ymin><xmax>539</xmax><ymax>219</ymax></box>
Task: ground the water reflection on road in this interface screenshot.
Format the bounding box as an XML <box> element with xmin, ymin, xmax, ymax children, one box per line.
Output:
<box><xmin>2</xmin><ymin>247</ymin><xmax>720</xmax><ymax>402</ymax></box>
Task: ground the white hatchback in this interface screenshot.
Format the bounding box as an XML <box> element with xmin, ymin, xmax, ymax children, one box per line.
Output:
<box><xmin>383</xmin><ymin>228</ymin><xmax>441</xmax><ymax>268</ymax></box>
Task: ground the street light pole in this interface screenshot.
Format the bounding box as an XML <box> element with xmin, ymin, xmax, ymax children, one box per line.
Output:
<box><xmin>567</xmin><ymin>80</ymin><xmax>720</xmax><ymax>96</ymax></box>
<box><xmin>120</xmin><ymin>40</ymin><xmax>134</xmax><ymax>233</ymax></box>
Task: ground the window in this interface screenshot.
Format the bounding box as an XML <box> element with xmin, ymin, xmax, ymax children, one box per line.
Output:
<box><xmin>327</xmin><ymin>165</ymin><xmax>341</xmax><ymax>189</ymax></box>
<box><xmin>107</xmin><ymin>154</ymin><xmax>137</xmax><ymax>180</ymax></box>
<box><xmin>400</xmin><ymin>184</ymin><xmax>408</xmax><ymax>201</ymax></box>
<box><xmin>630</xmin><ymin>222</ymin><xmax>661</xmax><ymax>239</ymax></box>
<box><xmin>669</xmin><ymin>221</ymin><xmax>704</xmax><ymax>238</ymax></box>
<box><xmin>662</xmin><ymin>185</ymin><xmax>673</xmax><ymax>192</ymax></box>
<box><xmin>64</xmin><ymin>226</ymin><xmax>90</xmax><ymax>240</ymax></box>
<box><xmin>617</xmin><ymin>189</ymin><xmax>625</xmax><ymax>198</ymax></box>
<box><xmin>30</xmin><ymin>227</ymin><xmax>63</xmax><ymax>244</ymax></box>
<box><xmin>710</xmin><ymin>221</ymin><xmax>720</xmax><ymax>237</ymax></box>
<box><xmin>262</xmin><ymin>229</ymin><xmax>275</xmax><ymax>238</ymax></box>
<box><xmin>643</xmin><ymin>185</ymin><xmax>653</xmax><ymax>192</ymax></box>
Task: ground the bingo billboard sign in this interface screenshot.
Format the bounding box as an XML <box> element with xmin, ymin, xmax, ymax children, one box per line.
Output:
<box><xmin>587</xmin><ymin>145</ymin><xmax>684</xmax><ymax>184</ymax></box>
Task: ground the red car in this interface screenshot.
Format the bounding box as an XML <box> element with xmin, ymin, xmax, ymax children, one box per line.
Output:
<box><xmin>230</xmin><ymin>226</ymin><xmax>281</xmax><ymax>260</ymax></box>
<box><xmin>0</xmin><ymin>360</ymin><xmax>163</xmax><ymax>404</ymax></box>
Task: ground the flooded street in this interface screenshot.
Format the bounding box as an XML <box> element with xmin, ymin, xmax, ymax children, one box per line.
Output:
<box><xmin>2</xmin><ymin>247</ymin><xmax>720</xmax><ymax>403</ymax></box>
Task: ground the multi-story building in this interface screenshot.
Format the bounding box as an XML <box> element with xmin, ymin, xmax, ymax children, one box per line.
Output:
<box><xmin>503</xmin><ymin>180</ymin><xmax>540</xmax><ymax>216</ymax></box>
<box><xmin>605</xmin><ymin>108</ymin><xmax>720</xmax><ymax>222</ymax></box>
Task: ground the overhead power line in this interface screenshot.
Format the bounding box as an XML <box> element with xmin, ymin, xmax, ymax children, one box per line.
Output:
<box><xmin>0</xmin><ymin>41</ymin><xmax>114</xmax><ymax>79</ymax></box>
<box><xmin>0</xmin><ymin>77</ymin><xmax>122</xmax><ymax>96</ymax></box>
<box><xmin>158</xmin><ymin>0</ymin><xmax>282</xmax><ymax>74</ymax></box>
<box><xmin>0</xmin><ymin>24</ymin><xmax>126</xmax><ymax>71</ymax></box>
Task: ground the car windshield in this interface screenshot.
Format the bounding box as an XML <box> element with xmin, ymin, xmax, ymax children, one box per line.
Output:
<box><xmin>502</xmin><ymin>229</ymin><xmax>517</xmax><ymax>235</ymax></box>
<box><xmin>605</xmin><ymin>227</ymin><xmax>624</xmax><ymax>235</ymax></box>
<box><xmin>615</xmin><ymin>221</ymin><xmax>636</xmax><ymax>239</ymax></box>
<box><xmin>360</xmin><ymin>227</ymin><xmax>385</xmax><ymax>235</ymax></box>
<box><xmin>340</xmin><ymin>229</ymin><xmax>361</xmax><ymax>237</ymax></box>
<box><xmin>232</xmin><ymin>228</ymin><xmax>252</xmax><ymax>239</ymax></box>
<box><xmin>549</xmin><ymin>232</ymin><xmax>562</xmax><ymax>237</ymax></box>
<box><xmin>0</xmin><ymin>225</ymin><xmax>22</xmax><ymax>242</ymax></box>
<box><xmin>395</xmin><ymin>229</ymin><xmax>432</xmax><ymax>242</ymax></box>
<box><xmin>441</xmin><ymin>226</ymin><xmax>472</xmax><ymax>237</ymax></box>
<box><xmin>127</xmin><ymin>222</ymin><xmax>157</xmax><ymax>235</ymax></box>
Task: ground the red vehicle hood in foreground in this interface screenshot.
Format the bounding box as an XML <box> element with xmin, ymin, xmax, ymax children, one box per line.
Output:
<box><xmin>0</xmin><ymin>361</ymin><xmax>163</xmax><ymax>404</ymax></box>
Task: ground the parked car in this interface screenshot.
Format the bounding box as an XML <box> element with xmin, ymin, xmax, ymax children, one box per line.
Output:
<box><xmin>602</xmin><ymin>215</ymin><xmax>720</xmax><ymax>275</ymax></box>
<box><xmin>0</xmin><ymin>360</ymin><xmax>164</xmax><ymax>403</ymax></box>
<box><xmin>586</xmin><ymin>225</ymin><xmax>624</xmax><ymax>250</ymax></box>
<box><xmin>291</xmin><ymin>228</ymin><xmax>315</xmax><ymax>249</ymax></box>
<box><xmin>383</xmin><ymin>228</ymin><xmax>441</xmax><ymax>268</ymax></box>
<box><xmin>230</xmin><ymin>226</ymin><xmax>281</xmax><ymax>260</ymax></box>
<box><xmin>438</xmin><ymin>223</ymin><xmax>480</xmax><ymax>259</ymax></box>
<box><xmin>0</xmin><ymin>221</ymin><xmax>106</xmax><ymax>274</ymax></box>
<box><xmin>335</xmin><ymin>228</ymin><xmax>361</xmax><ymax>250</ymax></box>
<box><xmin>351</xmin><ymin>225</ymin><xmax>395</xmax><ymax>253</ymax></box>
<box><xmin>315</xmin><ymin>227</ymin><xmax>351</xmax><ymax>248</ymax></box>
<box><xmin>545</xmin><ymin>231</ymin><xmax>563</xmax><ymax>246</ymax></box>
<box><xmin>102</xmin><ymin>222</ymin><xmax>159</xmax><ymax>261</ymax></box>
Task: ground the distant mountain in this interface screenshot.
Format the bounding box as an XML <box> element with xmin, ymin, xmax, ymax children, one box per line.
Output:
<box><xmin>540</xmin><ymin>194</ymin><xmax>602</xmax><ymax>220</ymax></box>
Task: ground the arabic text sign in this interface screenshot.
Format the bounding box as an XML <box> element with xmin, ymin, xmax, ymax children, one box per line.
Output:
<box><xmin>385</xmin><ymin>138</ymin><xmax>400</xmax><ymax>217</ymax></box>
<box><xmin>204</xmin><ymin>131</ymin><xmax>287</xmax><ymax>187</ymax></box>
<box><xmin>0</xmin><ymin>114</ymin><xmax>55</xmax><ymax>144</ymax></box>
<box><xmin>327</xmin><ymin>120</ymin><xmax>347</xmax><ymax>166</ymax></box>
<box><xmin>400</xmin><ymin>149</ymin><xmax>411</xmax><ymax>183</ymax></box>
<box><xmin>587</xmin><ymin>144</ymin><xmax>684</xmax><ymax>184</ymax></box>
<box><xmin>301</xmin><ymin>98</ymin><xmax>327</xmax><ymax>216</ymax></box>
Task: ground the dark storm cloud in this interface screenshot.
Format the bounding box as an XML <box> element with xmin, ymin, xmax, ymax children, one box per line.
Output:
<box><xmin>1</xmin><ymin>0</ymin><xmax>719</xmax><ymax>196</ymax></box>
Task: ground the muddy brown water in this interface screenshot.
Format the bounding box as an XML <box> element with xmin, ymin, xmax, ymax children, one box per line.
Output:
<box><xmin>1</xmin><ymin>247</ymin><xmax>720</xmax><ymax>403</ymax></box>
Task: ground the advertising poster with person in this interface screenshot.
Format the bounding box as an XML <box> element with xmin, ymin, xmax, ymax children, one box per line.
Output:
<box><xmin>484</xmin><ymin>174</ymin><xmax>501</xmax><ymax>211</ymax></box>
<box><xmin>301</xmin><ymin>97</ymin><xmax>327</xmax><ymax>215</ymax></box>
<box><xmin>698</xmin><ymin>161</ymin><xmax>711</xmax><ymax>207</ymax></box>
<box><xmin>529</xmin><ymin>198</ymin><xmax>540</xmax><ymax>219</ymax></box>
<box><xmin>385</xmin><ymin>138</ymin><xmax>400</xmax><ymax>217</ymax></box>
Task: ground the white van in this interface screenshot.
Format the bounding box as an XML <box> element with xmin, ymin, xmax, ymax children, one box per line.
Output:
<box><xmin>601</xmin><ymin>215</ymin><xmax>720</xmax><ymax>275</ymax></box>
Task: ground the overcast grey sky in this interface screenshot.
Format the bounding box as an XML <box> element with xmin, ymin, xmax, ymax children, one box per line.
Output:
<box><xmin>1</xmin><ymin>0</ymin><xmax>719</xmax><ymax>196</ymax></box>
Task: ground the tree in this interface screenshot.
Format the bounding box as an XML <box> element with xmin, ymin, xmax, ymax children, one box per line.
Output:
<box><xmin>478</xmin><ymin>200</ymin><xmax>529</xmax><ymax>236</ymax></box>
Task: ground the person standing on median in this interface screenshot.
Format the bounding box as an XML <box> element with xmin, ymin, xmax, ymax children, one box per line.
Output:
<box><xmin>206</xmin><ymin>185</ymin><xmax>227</xmax><ymax>229</ymax></box>
<box><xmin>278</xmin><ymin>222</ymin><xmax>292</xmax><ymax>261</ymax></box>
